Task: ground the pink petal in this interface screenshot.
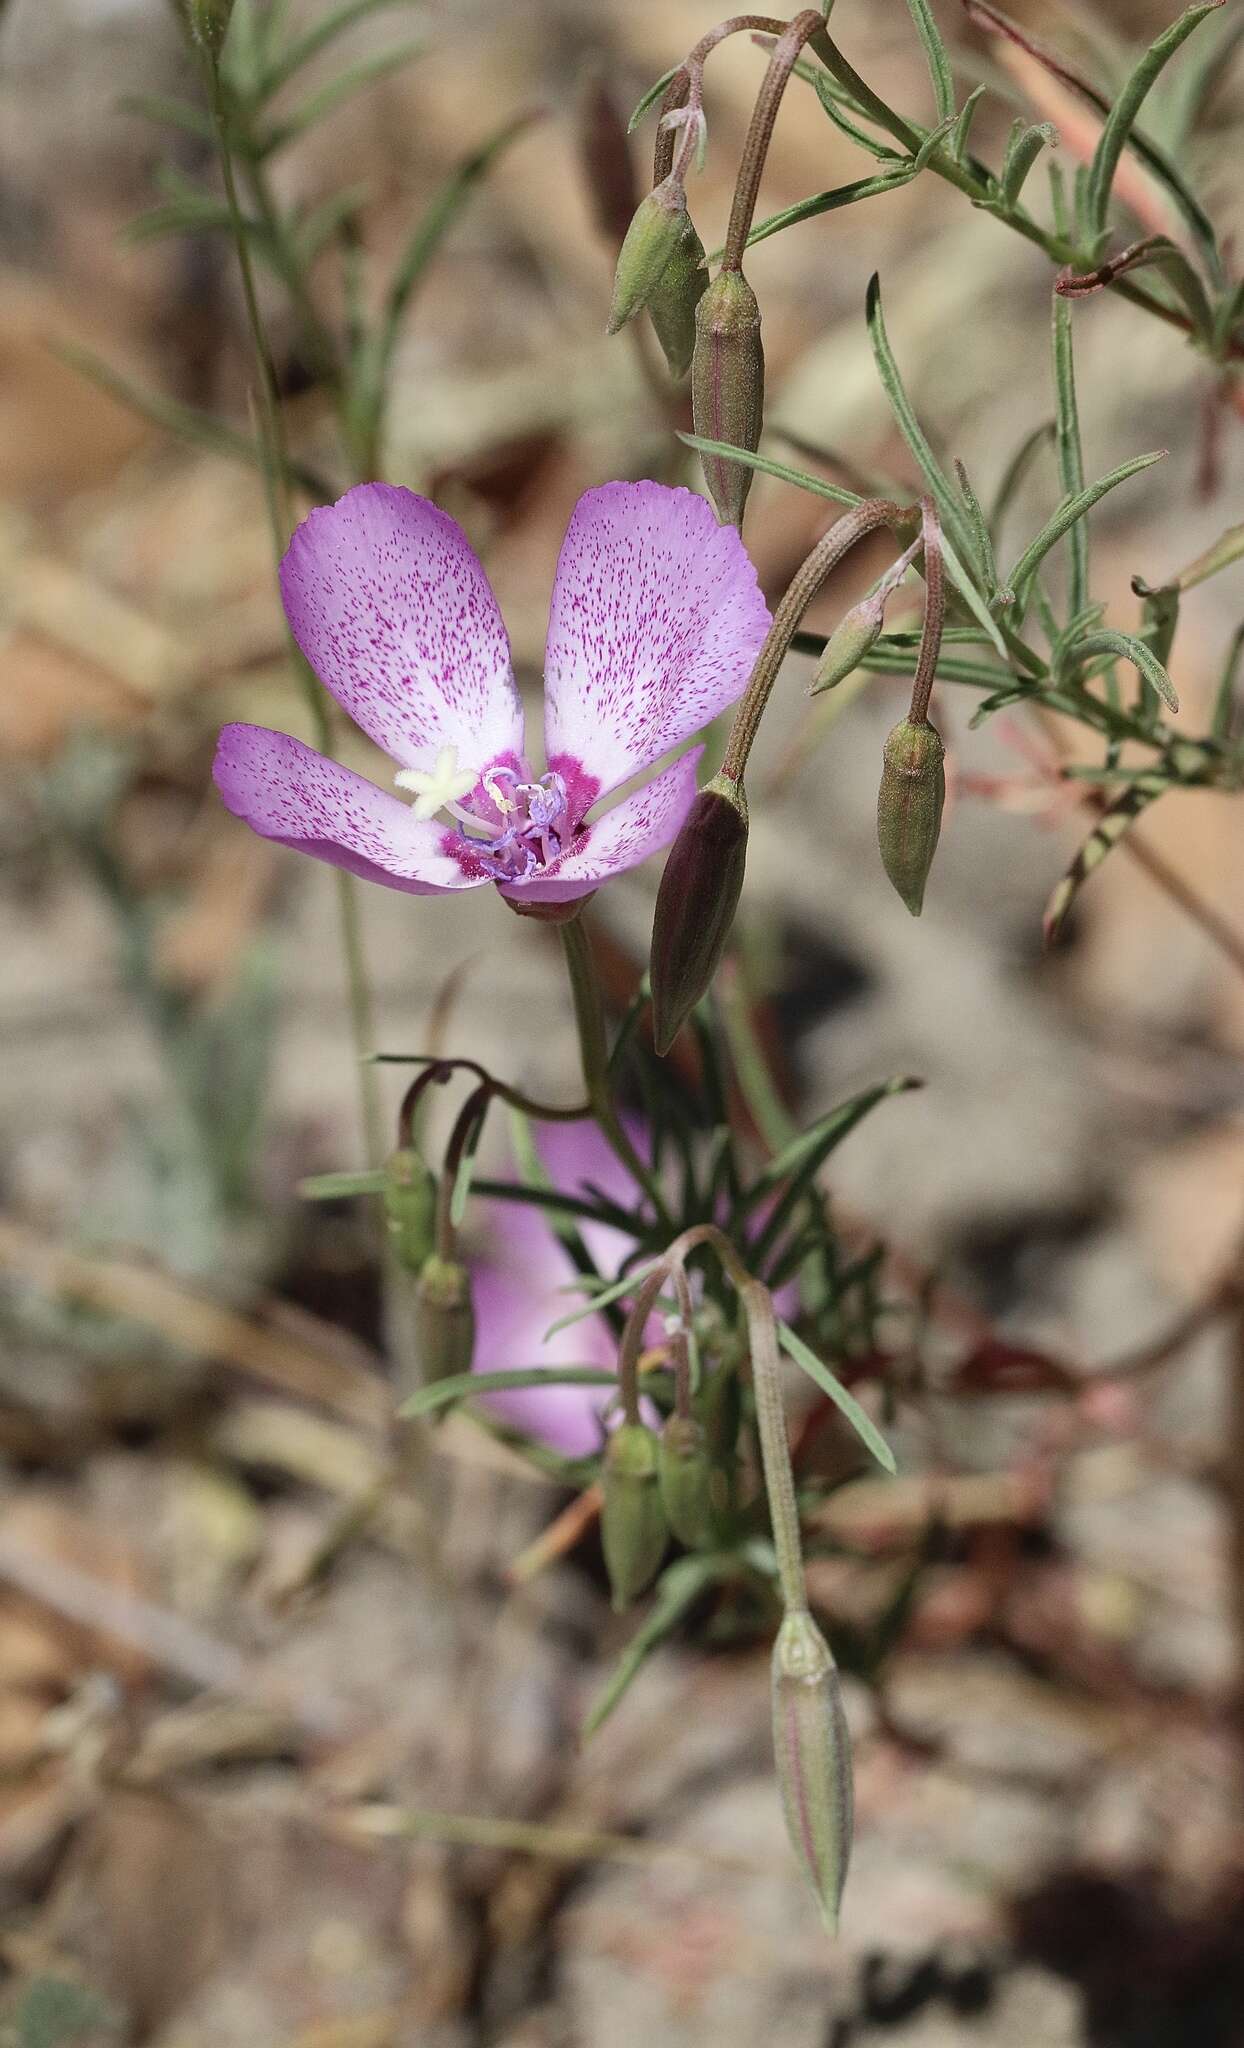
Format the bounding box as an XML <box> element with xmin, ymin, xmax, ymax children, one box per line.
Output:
<box><xmin>472</xmin><ymin>1196</ymin><xmax>617</xmax><ymax>1456</ymax></box>
<box><xmin>542</xmin><ymin>481</ymin><xmax>770</xmax><ymax>796</ymax></box>
<box><xmin>279</xmin><ymin>482</ymin><xmax>523</xmax><ymax>779</ymax></box>
<box><xmin>214</xmin><ymin>724</ymin><xmax>484</xmax><ymax>894</ymax></box>
<box><xmin>500</xmin><ymin>747</ymin><xmax>702</xmax><ymax>906</ymax></box>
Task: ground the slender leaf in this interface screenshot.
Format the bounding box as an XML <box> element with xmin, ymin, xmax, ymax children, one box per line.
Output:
<box><xmin>904</xmin><ymin>0</ymin><xmax>956</xmax><ymax>121</ymax></box>
<box><xmin>953</xmin><ymin>458</ymin><xmax>997</xmax><ymax>597</ymax></box>
<box><xmin>739</xmin><ymin>166</ymin><xmax>918</xmax><ymax>254</ymax></box>
<box><xmin>259</xmin><ymin>37</ymin><xmax>425</xmax><ymax>153</ymax></box>
<box><xmin>582</xmin><ymin>1556</ymin><xmax>725</xmax><ymax>1737</ymax></box>
<box><xmin>299</xmin><ymin>1169</ymin><xmax>389</xmax><ymax>1199</ymax></box>
<box><xmin>1086</xmin><ymin>3</ymin><xmax>1224</xmax><ymax>244</ymax></box>
<box><xmin>989</xmin><ymin>418</ymin><xmax>1055</xmax><ymax>534</ymax></box>
<box><xmin>777</xmin><ymin>1322</ymin><xmax>897</xmax><ymax>1474</ymax></box>
<box><xmin>864</xmin><ymin>272</ymin><xmax>979</xmax><ymax>574</ymax></box>
<box><xmin>50</xmin><ymin>339</ymin><xmax>331</xmax><ymax>498</ymax></box>
<box><xmin>1069</xmin><ymin>628</ymin><xmax>1178</xmax><ymax>713</ymax></box>
<box><xmin>627</xmin><ymin>63</ymin><xmax>682</xmax><ymax>133</ymax></box>
<box><xmin>471</xmin><ymin>1175</ymin><xmax>640</xmax><ymax>1236</ymax></box>
<box><xmin>676</xmin><ymin>433</ymin><xmax>862</xmax><ymax>508</ymax></box>
<box><xmin>544</xmin><ymin>1259</ymin><xmax>663</xmax><ymax>1339</ymax></box>
<box><xmin>746</xmin><ymin>1078</ymin><xmax>921</xmax><ymax>1272</ymax></box>
<box><xmin>1043</xmin><ymin>774</ymin><xmax>1169</xmax><ymax>944</ymax></box>
<box><xmin>951</xmin><ymin>81</ymin><xmax>987</xmax><ymax>162</ymax></box>
<box><xmin>1000</xmin><ymin>119</ymin><xmax>1057</xmax><ymax>207</ymax></box>
<box><xmin>1173</xmin><ymin>518</ymin><xmax>1244</xmax><ymax>591</ymax></box>
<box><xmin>295</xmin><ymin>183</ymin><xmax>371</xmax><ymax>262</ymax></box>
<box><xmin>1211</xmin><ymin>622</ymin><xmax>1244</xmax><ymax>741</ymax></box>
<box><xmin>261</xmin><ymin>0</ymin><xmax>422</xmax><ymax>99</ymax></box>
<box><xmin>400</xmin><ymin>1366</ymin><xmax>620</xmax><ymax>1421</ymax></box>
<box><xmin>119</xmin><ymin>92</ymin><xmax>214</xmax><ymax>141</ymax></box>
<box><xmin>1005</xmin><ymin>449</ymin><xmax>1165</xmax><ymax>598</ymax></box>
<box><xmin>1052</xmin><ymin>295</ymin><xmax>1088</xmax><ymax>620</ymax></box>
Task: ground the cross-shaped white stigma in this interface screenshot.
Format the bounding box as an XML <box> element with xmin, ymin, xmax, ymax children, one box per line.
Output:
<box><xmin>395</xmin><ymin>745</ymin><xmax>478</xmax><ymax>822</ymax></box>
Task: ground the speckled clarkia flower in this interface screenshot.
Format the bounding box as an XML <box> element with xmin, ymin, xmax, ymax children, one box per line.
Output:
<box><xmin>213</xmin><ymin>480</ymin><xmax>769</xmax><ymax>910</ymax></box>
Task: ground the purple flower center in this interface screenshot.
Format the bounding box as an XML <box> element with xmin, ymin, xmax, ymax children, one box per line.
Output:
<box><xmin>470</xmin><ymin>765</ymin><xmax>572</xmax><ymax>882</ymax></box>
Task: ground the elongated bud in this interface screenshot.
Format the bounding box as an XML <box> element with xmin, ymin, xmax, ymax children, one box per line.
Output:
<box><xmin>383</xmin><ymin>1148</ymin><xmax>436</xmax><ymax>1273</ymax></box>
<box><xmin>876</xmin><ymin>716</ymin><xmax>945</xmax><ymax>916</ymax></box>
<box><xmin>649</xmin><ymin>773</ymin><xmax>748</xmax><ymax>1056</ymax></box>
<box><xmin>607</xmin><ymin>177</ymin><xmax>688</xmax><ymax>335</ymax></box>
<box><xmin>772</xmin><ymin>1609</ymin><xmax>854</xmax><ymax>1933</ymax></box>
<box><xmin>691</xmin><ymin>270</ymin><xmax>764</xmax><ymax>527</ymax></box>
<box><xmin>811</xmin><ymin>596</ymin><xmax>884</xmax><ymax>695</ymax></box>
<box><xmin>601</xmin><ymin>1423</ymin><xmax>667</xmax><ymax>1609</ymax></box>
<box><xmin>414</xmin><ymin>1253</ymin><xmax>475</xmax><ymax>1388</ymax></box>
<box><xmin>647</xmin><ymin>212</ymin><xmax>708</xmax><ymax>380</ymax></box>
<box><xmin>657</xmin><ymin>1415</ymin><xmax>713</xmax><ymax>1547</ymax></box>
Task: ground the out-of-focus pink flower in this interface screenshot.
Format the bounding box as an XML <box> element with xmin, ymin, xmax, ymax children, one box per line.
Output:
<box><xmin>471</xmin><ymin>1118</ymin><xmax>648</xmax><ymax>1457</ymax></box>
<box><xmin>214</xmin><ymin>480</ymin><xmax>769</xmax><ymax>908</ymax></box>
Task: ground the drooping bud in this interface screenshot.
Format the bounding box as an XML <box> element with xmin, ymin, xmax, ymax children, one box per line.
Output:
<box><xmin>810</xmin><ymin>596</ymin><xmax>885</xmax><ymax>695</ymax></box>
<box><xmin>657</xmin><ymin>1414</ymin><xmax>713</xmax><ymax>1547</ymax></box>
<box><xmin>876</xmin><ymin>716</ymin><xmax>945</xmax><ymax>916</ymax></box>
<box><xmin>646</xmin><ymin>211</ymin><xmax>708</xmax><ymax>381</ymax></box>
<box><xmin>414</xmin><ymin>1253</ymin><xmax>475</xmax><ymax>1388</ymax></box>
<box><xmin>601</xmin><ymin>1423</ymin><xmax>667</xmax><ymax>1609</ymax></box>
<box><xmin>607</xmin><ymin>177</ymin><xmax>689</xmax><ymax>336</ymax></box>
<box><xmin>691</xmin><ymin>269</ymin><xmax>764</xmax><ymax>527</ymax></box>
<box><xmin>771</xmin><ymin>1608</ymin><xmax>854</xmax><ymax>1933</ymax></box>
<box><xmin>649</xmin><ymin>773</ymin><xmax>748</xmax><ymax>1056</ymax></box>
<box><xmin>575</xmin><ymin>66</ymin><xmax>641</xmax><ymax>250</ymax></box>
<box><xmin>383</xmin><ymin>1148</ymin><xmax>436</xmax><ymax>1273</ymax></box>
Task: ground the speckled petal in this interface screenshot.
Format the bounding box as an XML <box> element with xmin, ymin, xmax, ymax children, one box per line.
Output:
<box><xmin>214</xmin><ymin>724</ymin><xmax>485</xmax><ymax>894</ymax></box>
<box><xmin>279</xmin><ymin>482</ymin><xmax>523</xmax><ymax>778</ymax></box>
<box><xmin>501</xmin><ymin>747</ymin><xmax>702</xmax><ymax>906</ymax></box>
<box><xmin>542</xmin><ymin>481</ymin><xmax>770</xmax><ymax>796</ymax></box>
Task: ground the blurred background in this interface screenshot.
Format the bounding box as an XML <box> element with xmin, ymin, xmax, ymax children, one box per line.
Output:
<box><xmin>3</xmin><ymin>0</ymin><xmax>1244</xmax><ymax>2041</ymax></box>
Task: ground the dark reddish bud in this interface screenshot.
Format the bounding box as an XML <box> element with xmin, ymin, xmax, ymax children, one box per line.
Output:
<box><xmin>649</xmin><ymin>772</ymin><xmax>748</xmax><ymax>1056</ymax></box>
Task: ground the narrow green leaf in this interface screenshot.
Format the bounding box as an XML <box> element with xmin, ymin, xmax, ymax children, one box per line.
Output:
<box><xmin>939</xmin><ymin>527</ymin><xmax>1009</xmax><ymax>656</ymax></box>
<box><xmin>260</xmin><ymin>0</ymin><xmax>421</xmax><ymax>99</ymax></box>
<box><xmin>989</xmin><ymin>418</ymin><xmax>1055</xmax><ymax>534</ymax></box>
<box><xmin>470</xmin><ymin>1176</ymin><xmax>638</xmax><ymax>1234</ymax></box>
<box><xmin>953</xmin><ymin>458</ymin><xmax>997</xmax><ymax>597</ymax></box>
<box><xmin>119</xmin><ymin>92</ymin><xmax>214</xmax><ymax>141</ymax></box>
<box><xmin>259</xmin><ymin>37</ymin><xmax>425</xmax><ymax>153</ymax></box>
<box><xmin>864</xmin><ymin>272</ymin><xmax>980</xmax><ymax>574</ymax></box>
<box><xmin>1043</xmin><ymin>773</ymin><xmax>1169</xmax><ymax>944</ymax></box>
<box><xmin>295</xmin><ymin>183</ymin><xmax>371</xmax><ymax>263</ymax></box>
<box><xmin>1211</xmin><ymin>621</ymin><xmax>1244</xmax><ymax>741</ymax></box>
<box><xmin>544</xmin><ymin>1259</ymin><xmax>663</xmax><ymax>1339</ymax></box>
<box><xmin>627</xmin><ymin>63</ymin><xmax>682</xmax><ymax>133</ymax></box>
<box><xmin>1000</xmin><ymin>119</ymin><xmax>1057</xmax><ymax>207</ymax></box>
<box><xmin>1070</xmin><ymin>628</ymin><xmax>1178</xmax><ymax>713</ymax></box>
<box><xmin>400</xmin><ymin>1366</ymin><xmax>619</xmax><ymax>1420</ymax></box>
<box><xmin>911</xmin><ymin>110</ymin><xmax>960</xmax><ymax>173</ymax></box>
<box><xmin>904</xmin><ymin>0</ymin><xmax>956</xmax><ymax>121</ymax></box>
<box><xmin>1005</xmin><ymin>449</ymin><xmax>1165</xmax><ymax>599</ymax></box>
<box><xmin>449</xmin><ymin>1098</ymin><xmax>489</xmax><ymax>1228</ymax></box>
<box><xmin>1173</xmin><ymin>518</ymin><xmax>1244</xmax><ymax>591</ymax></box>
<box><xmin>676</xmin><ymin>433</ymin><xmax>862</xmax><ymax>509</ymax></box>
<box><xmin>777</xmin><ymin>1323</ymin><xmax>897</xmax><ymax>1474</ymax></box>
<box><xmin>1052</xmin><ymin>295</ymin><xmax>1088</xmax><ymax>621</ymax></box>
<box><xmin>359</xmin><ymin>111</ymin><xmax>537</xmax><ymax>418</ymax></box>
<box><xmin>121</xmin><ymin>199</ymin><xmax>239</xmax><ymax>246</ymax></box>
<box><xmin>1086</xmin><ymin>3</ymin><xmax>1224</xmax><ymax>243</ymax></box>
<box><xmin>298</xmin><ymin>1169</ymin><xmax>389</xmax><ymax>1199</ymax></box>
<box><xmin>745</xmin><ymin>1077</ymin><xmax>922</xmax><ymax>1207</ymax></box>
<box><xmin>739</xmin><ymin>166</ymin><xmax>918</xmax><ymax>255</ymax></box>
<box><xmin>16</xmin><ymin>1977</ymin><xmax>117</xmax><ymax>2048</ymax></box>
<box><xmin>582</xmin><ymin>1556</ymin><xmax>724</xmax><ymax>1737</ymax></box>
<box><xmin>49</xmin><ymin>339</ymin><xmax>331</xmax><ymax>499</ymax></box>
<box><xmin>809</xmin><ymin>65</ymin><xmax>905</xmax><ymax>162</ymax></box>
<box><xmin>950</xmin><ymin>81</ymin><xmax>987</xmax><ymax>162</ymax></box>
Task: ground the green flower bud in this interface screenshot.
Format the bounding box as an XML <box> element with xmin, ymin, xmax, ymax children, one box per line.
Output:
<box><xmin>772</xmin><ymin>1609</ymin><xmax>854</xmax><ymax>1933</ymax></box>
<box><xmin>383</xmin><ymin>1148</ymin><xmax>436</xmax><ymax>1273</ymax></box>
<box><xmin>691</xmin><ymin>269</ymin><xmax>764</xmax><ymax>527</ymax></box>
<box><xmin>810</xmin><ymin>597</ymin><xmax>884</xmax><ymax>695</ymax></box>
<box><xmin>876</xmin><ymin>716</ymin><xmax>945</xmax><ymax>917</ymax></box>
<box><xmin>601</xmin><ymin>1423</ymin><xmax>667</xmax><ymax>1610</ymax></box>
<box><xmin>647</xmin><ymin>211</ymin><xmax>708</xmax><ymax>381</ymax></box>
<box><xmin>649</xmin><ymin>773</ymin><xmax>748</xmax><ymax>1057</ymax></box>
<box><xmin>414</xmin><ymin>1254</ymin><xmax>475</xmax><ymax>1388</ymax></box>
<box><xmin>607</xmin><ymin>178</ymin><xmax>689</xmax><ymax>336</ymax></box>
<box><xmin>657</xmin><ymin>1414</ymin><xmax>713</xmax><ymax>1547</ymax></box>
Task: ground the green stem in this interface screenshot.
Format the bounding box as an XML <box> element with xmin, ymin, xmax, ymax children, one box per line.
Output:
<box><xmin>743</xmin><ymin>1280</ymin><xmax>806</xmax><ymax>1611</ymax></box>
<box><xmin>559</xmin><ymin>916</ymin><xmax>672</xmax><ymax>1228</ymax></box>
<box><xmin>202</xmin><ymin>51</ymin><xmax>381</xmax><ymax>1164</ymax></box>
